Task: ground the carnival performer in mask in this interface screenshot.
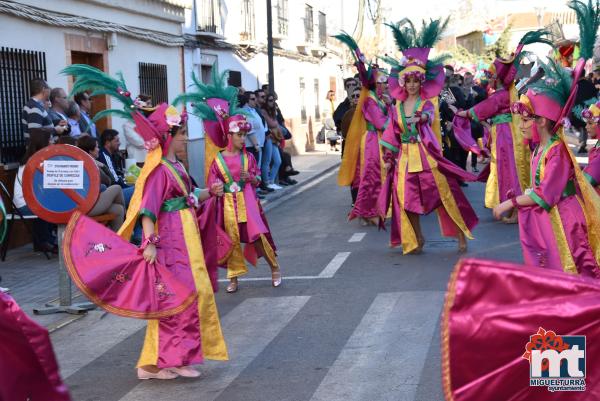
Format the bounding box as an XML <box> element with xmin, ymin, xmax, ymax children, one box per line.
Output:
<box><xmin>334</xmin><ymin>33</ymin><xmax>393</xmax><ymax>226</ymax></box>
<box><xmin>494</xmin><ymin>58</ymin><xmax>600</xmax><ymax>277</ymax></box>
<box><xmin>378</xmin><ymin>18</ymin><xmax>478</xmax><ymax>254</ymax></box>
<box><xmin>176</xmin><ymin>67</ymin><xmax>282</xmax><ymax>294</ymax></box>
<box><xmin>61</xmin><ymin>65</ymin><xmax>228</xmax><ymax>380</ymax></box>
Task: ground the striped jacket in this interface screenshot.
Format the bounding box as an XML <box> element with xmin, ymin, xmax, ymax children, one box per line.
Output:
<box><xmin>20</xmin><ymin>98</ymin><xmax>54</xmax><ymax>139</ymax></box>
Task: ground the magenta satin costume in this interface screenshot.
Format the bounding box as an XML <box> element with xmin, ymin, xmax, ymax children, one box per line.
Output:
<box><xmin>468</xmin><ymin>89</ymin><xmax>529</xmax><ymax>208</ymax></box>
<box><xmin>207</xmin><ymin>151</ymin><xmax>277</xmax><ymax>278</ymax></box>
<box><xmin>378</xmin><ymin>99</ymin><xmax>478</xmax><ymax>250</ymax></box>
<box><xmin>442</xmin><ymin>258</ymin><xmax>600</xmax><ymax>401</ymax></box>
<box><xmin>0</xmin><ymin>293</ymin><xmax>71</xmax><ymax>401</ymax></box>
<box><xmin>584</xmin><ymin>142</ymin><xmax>600</xmax><ymax>192</ymax></box>
<box><xmin>517</xmin><ymin>140</ymin><xmax>600</xmax><ymax>277</ymax></box>
<box><xmin>349</xmin><ymin>93</ymin><xmax>391</xmax><ymax>220</ymax></box>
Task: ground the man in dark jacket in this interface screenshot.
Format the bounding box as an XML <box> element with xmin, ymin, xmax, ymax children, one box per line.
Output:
<box><xmin>334</xmin><ymin>77</ymin><xmax>358</xmax><ymax>156</ymax></box>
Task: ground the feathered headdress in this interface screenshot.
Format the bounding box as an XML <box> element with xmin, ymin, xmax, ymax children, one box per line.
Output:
<box><xmin>568</xmin><ymin>0</ymin><xmax>600</xmax><ymax>61</ymax></box>
<box><xmin>332</xmin><ymin>32</ymin><xmax>383</xmax><ymax>89</ymax></box>
<box><xmin>490</xmin><ymin>30</ymin><xmax>553</xmax><ymax>88</ymax></box>
<box><xmin>62</xmin><ymin>64</ymin><xmax>187</xmax><ymax>241</ymax></box>
<box><xmin>384</xmin><ymin>17</ymin><xmax>449</xmax><ymax>100</ymax></box>
<box><xmin>174</xmin><ymin>64</ymin><xmax>250</xmax><ymax>182</ymax></box>
<box><xmin>574</xmin><ymin>97</ymin><xmax>600</xmax><ymax>123</ymax></box>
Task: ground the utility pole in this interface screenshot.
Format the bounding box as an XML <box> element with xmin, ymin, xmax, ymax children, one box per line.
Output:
<box><xmin>266</xmin><ymin>0</ymin><xmax>275</xmax><ymax>93</ymax></box>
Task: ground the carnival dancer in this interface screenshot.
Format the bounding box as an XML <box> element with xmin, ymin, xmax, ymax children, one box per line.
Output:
<box><xmin>334</xmin><ymin>33</ymin><xmax>393</xmax><ymax>225</ymax></box>
<box><xmin>61</xmin><ymin>65</ymin><xmax>228</xmax><ymax>380</ymax></box>
<box><xmin>175</xmin><ymin>68</ymin><xmax>282</xmax><ymax>294</ymax></box>
<box><xmin>580</xmin><ymin>100</ymin><xmax>600</xmax><ymax>192</ymax></box>
<box><xmin>494</xmin><ymin>58</ymin><xmax>600</xmax><ymax>277</ymax></box>
<box><xmin>454</xmin><ymin>31</ymin><xmax>552</xmax><ymax>223</ymax></box>
<box><xmin>377</xmin><ymin>18</ymin><xmax>478</xmax><ymax>254</ymax></box>
<box><xmin>442</xmin><ymin>258</ymin><xmax>600</xmax><ymax>401</ymax></box>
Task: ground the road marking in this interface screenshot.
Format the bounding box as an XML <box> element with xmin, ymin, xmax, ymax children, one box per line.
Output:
<box><xmin>51</xmin><ymin>311</ymin><xmax>146</xmax><ymax>379</ymax></box>
<box><xmin>310</xmin><ymin>291</ymin><xmax>445</xmax><ymax>401</ymax></box>
<box><xmin>318</xmin><ymin>252</ymin><xmax>351</xmax><ymax>278</ymax></box>
<box><xmin>119</xmin><ymin>296</ymin><xmax>310</xmax><ymax>401</ymax></box>
<box><xmin>348</xmin><ymin>232</ymin><xmax>366</xmax><ymax>242</ymax></box>
<box><xmin>217</xmin><ymin>251</ymin><xmax>351</xmax><ymax>282</ymax></box>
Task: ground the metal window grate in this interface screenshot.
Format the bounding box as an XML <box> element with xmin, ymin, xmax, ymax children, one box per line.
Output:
<box><xmin>197</xmin><ymin>0</ymin><xmax>222</xmax><ymax>34</ymax></box>
<box><xmin>138</xmin><ymin>62</ymin><xmax>168</xmax><ymax>105</ymax></box>
<box><xmin>277</xmin><ymin>0</ymin><xmax>288</xmax><ymax>36</ymax></box>
<box><xmin>304</xmin><ymin>4</ymin><xmax>313</xmax><ymax>43</ymax></box>
<box><xmin>240</xmin><ymin>0</ymin><xmax>255</xmax><ymax>40</ymax></box>
<box><xmin>0</xmin><ymin>47</ymin><xmax>47</xmax><ymax>165</ymax></box>
<box><xmin>318</xmin><ymin>12</ymin><xmax>327</xmax><ymax>46</ymax></box>
<box><xmin>299</xmin><ymin>77</ymin><xmax>306</xmax><ymax>124</ymax></box>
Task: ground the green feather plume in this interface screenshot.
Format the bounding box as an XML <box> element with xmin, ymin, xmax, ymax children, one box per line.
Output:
<box><xmin>173</xmin><ymin>63</ymin><xmax>245</xmax><ymax>120</ymax></box>
<box><xmin>386</xmin><ymin>17</ymin><xmax>448</xmax><ymax>51</ymax></box>
<box><xmin>332</xmin><ymin>31</ymin><xmax>360</xmax><ymax>62</ymax></box>
<box><xmin>527</xmin><ymin>58</ymin><xmax>574</xmax><ymax>105</ymax></box>
<box><xmin>61</xmin><ymin>64</ymin><xmax>134</xmax><ymax>122</ymax></box>
<box><xmin>518</xmin><ymin>29</ymin><xmax>553</xmax><ymax>47</ymax></box>
<box><xmin>568</xmin><ymin>0</ymin><xmax>600</xmax><ymax>60</ymax></box>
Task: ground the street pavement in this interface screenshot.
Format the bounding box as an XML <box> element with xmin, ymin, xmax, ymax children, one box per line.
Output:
<box><xmin>2</xmin><ymin>154</ymin><xmax>525</xmax><ymax>401</ymax></box>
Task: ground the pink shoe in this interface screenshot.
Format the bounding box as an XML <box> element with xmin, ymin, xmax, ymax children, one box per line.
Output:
<box><xmin>168</xmin><ymin>366</ymin><xmax>201</xmax><ymax>378</ymax></box>
<box><xmin>137</xmin><ymin>368</ymin><xmax>178</xmax><ymax>380</ymax></box>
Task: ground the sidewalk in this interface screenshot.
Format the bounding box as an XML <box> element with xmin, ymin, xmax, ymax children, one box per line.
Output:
<box><xmin>0</xmin><ymin>151</ymin><xmax>340</xmax><ymax>331</ymax></box>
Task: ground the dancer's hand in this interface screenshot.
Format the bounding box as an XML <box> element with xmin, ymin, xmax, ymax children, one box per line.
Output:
<box><xmin>210</xmin><ymin>182</ymin><xmax>224</xmax><ymax>197</ymax></box>
<box><xmin>240</xmin><ymin>170</ymin><xmax>250</xmax><ymax>181</ymax></box>
<box><xmin>492</xmin><ymin>200</ymin><xmax>513</xmax><ymax>220</ymax></box>
<box><xmin>143</xmin><ymin>244</ymin><xmax>157</xmax><ymax>264</ymax></box>
<box><xmin>384</xmin><ymin>162</ymin><xmax>392</xmax><ymax>172</ymax></box>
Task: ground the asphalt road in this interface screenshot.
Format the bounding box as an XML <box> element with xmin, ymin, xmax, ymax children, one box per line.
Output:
<box><xmin>52</xmin><ymin>171</ymin><xmax>523</xmax><ymax>401</ymax></box>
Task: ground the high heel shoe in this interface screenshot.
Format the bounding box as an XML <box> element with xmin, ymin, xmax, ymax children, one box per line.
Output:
<box><xmin>271</xmin><ymin>267</ymin><xmax>282</xmax><ymax>287</ymax></box>
<box><xmin>226</xmin><ymin>279</ymin><xmax>238</xmax><ymax>293</ymax></box>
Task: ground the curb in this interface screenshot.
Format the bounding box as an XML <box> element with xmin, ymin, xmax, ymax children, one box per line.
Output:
<box><xmin>262</xmin><ymin>161</ymin><xmax>340</xmax><ymax>212</ymax></box>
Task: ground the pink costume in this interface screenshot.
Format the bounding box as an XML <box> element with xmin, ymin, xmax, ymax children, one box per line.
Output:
<box><xmin>61</xmin><ymin>65</ymin><xmax>228</xmax><ymax>371</ymax></box>
<box><xmin>584</xmin><ymin>141</ymin><xmax>600</xmax><ymax>192</ymax></box>
<box><xmin>176</xmin><ymin>68</ymin><xmax>279</xmax><ymax>280</ymax></box>
<box><xmin>349</xmin><ymin>91</ymin><xmax>391</xmax><ymax>220</ymax></box>
<box><xmin>0</xmin><ymin>293</ymin><xmax>71</xmax><ymax>401</ymax></box>
<box><xmin>378</xmin><ymin>99</ymin><xmax>478</xmax><ymax>252</ymax></box>
<box><xmin>442</xmin><ymin>258</ymin><xmax>600</xmax><ymax>401</ymax></box>
<box><xmin>207</xmin><ymin>151</ymin><xmax>277</xmax><ymax>278</ymax></box>
<box><xmin>511</xmin><ymin>58</ymin><xmax>600</xmax><ymax>277</ymax></box>
<box><xmin>378</xmin><ymin>18</ymin><xmax>478</xmax><ymax>253</ymax></box>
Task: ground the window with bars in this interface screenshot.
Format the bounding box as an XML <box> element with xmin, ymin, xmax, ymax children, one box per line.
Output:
<box><xmin>139</xmin><ymin>62</ymin><xmax>168</xmax><ymax>105</ymax></box>
<box><xmin>0</xmin><ymin>47</ymin><xmax>47</xmax><ymax>164</ymax></box>
<box><xmin>277</xmin><ymin>0</ymin><xmax>288</xmax><ymax>36</ymax></box>
<box><xmin>318</xmin><ymin>12</ymin><xmax>327</xmax><ymax>46</ymax></box>
<box><xmin>304</xmin><ymin>4</ymin><xmax>313</xmax><ymax>43</ymax></box>
<box><xmin>240</xmin><ymin>0</ymin><xmax>255</xmax><ymax>41</ymax></box>
<box><xmin>196</xmin><ymin>0</ymin><xmax>222</xmax><ymax>35</ymax></box>
<box><xmin>314</xmin><ymin>78</ymin><xmax>321</xmax><ymax>121</ymax></box>
<box><xmin>299</xmin><ymin>77</ymin><xmax>307</xmax><ymax>124</ymax></box>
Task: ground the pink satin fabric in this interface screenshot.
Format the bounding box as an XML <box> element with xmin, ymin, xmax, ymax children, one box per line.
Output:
<box><xmin>197</xmin><ymin>196</ymin><xmax>231</xmax><ymax>292</ymax></box>
<box><xmin>0</xmin><ymin>293</ymin><xmax>71</xmax><ymax>401</ymax></box>
<box><xmin>518</xmin><ymin>143</ymin><xmax>600</xmax><ymax>277</ymax></box>
<box><xmin>471</xmin><ymin>89</ymin><xmax>523</xmax><ymax>202</ymax></box>
<box><xmin>350</xmin><ymin>96</ymin><xmax>390</xmax><ymax>220</ymax></box>
<box><xmin>452</xmin><ymin>115</ymin><xmax>489</xmax><ymax>156</ymax></box>
<box><xmin>378</xmin><ymin>99</ymin><xmax>478</xmax><ymax>246</ymax></box>
<box><xmin>207</xmin><ymin>152</ymin><xmax>277</xmax><ymax>258</ymax></box>
<box><xmin>443</xmin><ymin>258</ymin><xmax>600</xmax><ymax>401</ymax></box>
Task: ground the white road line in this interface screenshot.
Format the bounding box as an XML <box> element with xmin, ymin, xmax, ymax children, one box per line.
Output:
<box><xmin>218</xmin><ymin>275</ymin><xmax>321</xmax><ymax>282</ymax></box>
<box><xmin>51</xmin><ymin>311</ymin><xmax>146</xmax><ymax>379</ymax></box>
<box><xmin>318</xmin><ymin>252</ymin><xmax>351</xmax><ymax>278</ymax></box>
<box><xmin>310</xmin><ymin>291</ymin><xmax>445</xmax><ymax>401</ymax></box>
<box><xmin>348</xmin><ymin>232</ymin><xmax>366</xmax><ymax>243</ymax></box>
<box><xmin>119</xmin><ymin>296</ymin><xmax>310</xmax><ymax>401</ymax></box>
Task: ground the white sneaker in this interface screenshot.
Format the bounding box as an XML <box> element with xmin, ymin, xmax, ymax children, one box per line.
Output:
<box><xmin>268</xmin><ymin>183</ymin><xmax>283</xmax><ymax>190</ymax></box>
